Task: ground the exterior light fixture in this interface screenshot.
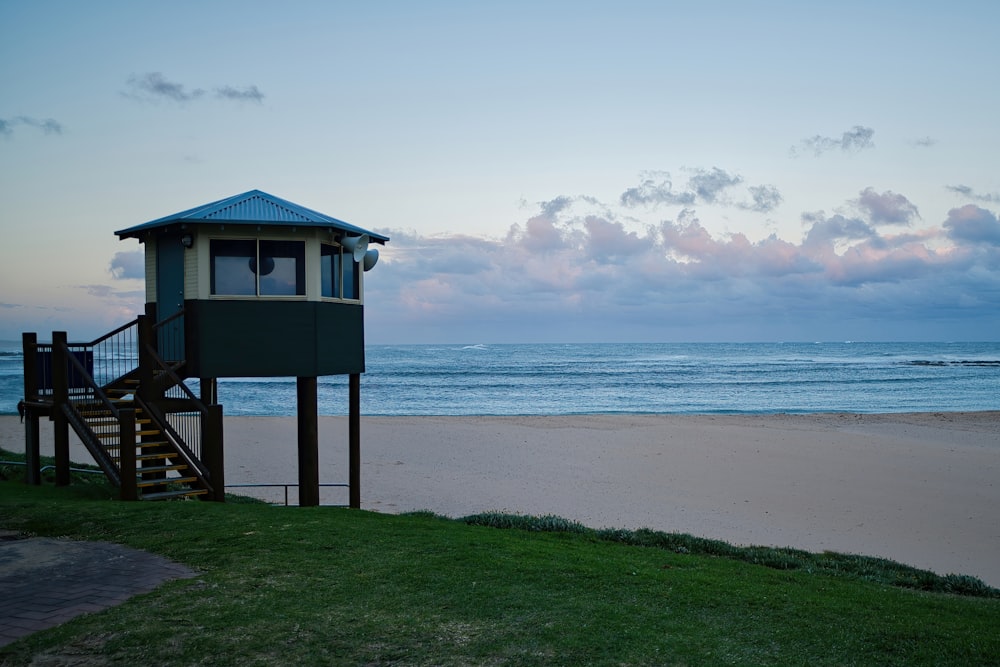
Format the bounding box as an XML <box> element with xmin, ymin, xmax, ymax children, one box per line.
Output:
<box><xmin>180</xmin><ymin>233</ymin><xmax>194</xmax><ymax>248</ymax></box>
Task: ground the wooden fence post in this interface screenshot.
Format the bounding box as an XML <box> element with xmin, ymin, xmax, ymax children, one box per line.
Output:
<box><xmin>297</xmin><ymin>377</ymin><xmax>319</xmax><ymax>507</ymax></box>
<box><xmin>119</xmin><ymin>408</ymin><xmax>137</xmax><ymax>501</ymax></box>
<box><xmin>137</xmin><ymin>313</ymin><xmax>155</xmax><ymax>403</ymax></box>
<box><xmin>202</xmin><ymin>403</ymin><xmax>225</xmax><ymax>502</ymax></box>
<box><xmin>349</xmin><ymin>373</ymin><xmax>360</xmax><ymax>510</ymax></box>
<box><xmin>21</xmin><ymin>333</ymin><xmax>41</xmax><ymax>485</ymax></box>
<box><xmin>51</xmin><ymin>332</ymin><xmax>70</xmax><ymax>487</ymax></box>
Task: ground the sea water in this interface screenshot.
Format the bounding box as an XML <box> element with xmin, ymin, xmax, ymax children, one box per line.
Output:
<box><xmin>2</xmin><ymin>341</ymin><xmax>997</xmax><ymax>416</ymax></box>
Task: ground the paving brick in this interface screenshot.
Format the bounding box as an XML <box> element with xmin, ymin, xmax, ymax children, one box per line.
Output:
<box><xmin>0</xmin><ymin>537</ymin><xmax>194</xmax><ymax>647</ymax></box>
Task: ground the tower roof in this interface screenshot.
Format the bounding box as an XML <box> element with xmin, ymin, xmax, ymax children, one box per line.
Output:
<box><xmin>115</xmin><ymin>189</ymin><xmax>389</xmax><ymax>243</ymax></box>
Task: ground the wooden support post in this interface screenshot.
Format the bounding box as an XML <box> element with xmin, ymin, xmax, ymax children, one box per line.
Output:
<box><xmin>24</xmin><ymin>415</ymin><xmax>40</xmax><ymax>485</ymax></box>
<box><xmin>200</xmin><ymin>377</ymin><xmax>217</xmax><ymax>406</ymax></box>
<box><xmin>137</xmin><ymin>313</ymin><xmax>155</xmax><ymax>402</ymax></box>
<box><xmin>349</xmin><ymin>373</ymin><xmax>361</xmax><ymax>509</ymax></box>
<box><xmin>21</xmin><ymin>333</ymin><xmax>41</xmax><ymax>485</ymax></box>
<box><xmin>297</xmin><ymin>376</ymin><xmax>320</xmax><ymax>507</ymax></box>
<box><xmin>51</xmin><ymin>331</ymin><xmax>70</xmax><ymax>487</ymax></box>
<box><xmin>202</xmin><ymin>403</ymin><xmax>225</xmax><ymax>502</ymax></box>
<box><xmin>119</xmin><ymin>408</ymin><xmax>137</xmax><ymax>501</ymax></box>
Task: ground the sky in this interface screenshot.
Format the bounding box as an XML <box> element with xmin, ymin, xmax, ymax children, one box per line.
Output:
<box><xmin>2</xmin><ymin>1</ymin><xmax>999</xmax><ymax>344</ymax></box>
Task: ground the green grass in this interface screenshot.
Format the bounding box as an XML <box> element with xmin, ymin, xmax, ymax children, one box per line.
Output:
<box><xmin>1</xmin><ymin>452</ymin><xmax>999</xmax><ymax>666</ymax></box>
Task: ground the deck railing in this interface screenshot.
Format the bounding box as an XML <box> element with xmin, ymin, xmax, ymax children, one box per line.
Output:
<box><xmin>23</xmin><ymin>319</ymin><xmax>139</xmax><ymax>400</ymax></box>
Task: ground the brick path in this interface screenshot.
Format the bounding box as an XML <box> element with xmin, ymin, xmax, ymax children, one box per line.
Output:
<box><xmin>0</xmin><ymin>532</ymin><xmax>195</xmax><ymax>647</ymax></box>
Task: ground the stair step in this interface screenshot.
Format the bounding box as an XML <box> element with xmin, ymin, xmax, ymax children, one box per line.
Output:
<box><xmin>96</xmin><ymin>429</ymin><xmax>162</xmax><ymax>439</ymax></box>
<box><xmin>111</xmin><ymin>452</ymin><xmax>177</xmax><ymax>464</ymax></box>
<box><xmin>137</xmin><ymin>475</ymin><xmax>198</xmax><ymax>488</ymax></box>
<box><xmin>96</xmin><ymin>431</ymin><xmax>162</xmax><ymax>440</ymax></box>
<box><xmin>136</xmin><ymin>452</ymin><xmax>173</xmax><ymax>462</ymax></box>
<box><xmin>81</xmin><ymin>418</ymin><xmax>153</xmax><ymax>427</ymax></box>
<box><xmin>112</xmin><ymin>453</ymin><xmax>175</xmax><ymax>464</ymax></box>
<box><xmin>141</xmin><ymin>488</ymin><xmax>209</xmax><ymax>501</ymax></box>
<box><xmin>137</xmin><ymin>464</ymin><xmax>188</xmax><ymax>474</ymax></box>
<box><xmin>133</xmin><ymin>440</ymin><xmax>170</xmax><ymax>449</ymax></box>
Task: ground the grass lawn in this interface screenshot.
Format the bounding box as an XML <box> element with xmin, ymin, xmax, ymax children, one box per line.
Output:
<box><xmin>1</xmin><ymin>454</ymin><xmax>998</xmax><ymax>666</ymax></box>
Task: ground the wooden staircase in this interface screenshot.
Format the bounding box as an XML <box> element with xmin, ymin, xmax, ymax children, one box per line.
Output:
<box><xmin>22</xmin><ymin>313</ymin><xmax>222</xmax><ymax>502</ymax></box>
<box><xmin>72</xmin><ymin>377</ymin><xmax>211</xmax><ymax>501</ymax></box>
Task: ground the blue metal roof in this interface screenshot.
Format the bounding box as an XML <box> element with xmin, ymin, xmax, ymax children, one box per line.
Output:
<box><xmin>115</xmin><ymin>189</ymin><xmax>389</xmax><ymax>243</ymax></box>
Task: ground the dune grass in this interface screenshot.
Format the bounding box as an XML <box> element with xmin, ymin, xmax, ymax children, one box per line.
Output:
<box><xmin>1</xmin><ymin>452</ymin><xmax>999</xmax><ymax>666</ymax></box>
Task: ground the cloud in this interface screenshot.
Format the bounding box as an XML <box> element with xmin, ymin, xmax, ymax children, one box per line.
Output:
<box><xmin>855</xmin><ymin>188</ymin><xmax>919</xmax><ymax>225</ymax></box>
<box><xmin>801</xmin><ymin>212</ymin><xmax>877</xmax><ymax>249</ymax></box>
<box><xmin>947</xmin><ymin>185</ymin><xmax>1000</xmax><ymax>204</ymax></box>
<box><xmin>82</xmin><ymin>285</ymin><xmax>114</xmax><ymax>298</ymax></box>
<box><xmin>688</xmin><ymin>167</ymin><xmax>743</xmax><ymax>203</ymax></box>
<box><xmin>109</xmin><ymin>250</ymin><xmax>144</xmax><ymax>279</ymax></box>
<box><xmin>911</xmin><ymin>136</ymin><xmax>936</xmax><ymax>147</ymax></box>
<box><xmin>943</xmin><ymin>205</ymin><xmax>1000</xmax><ymax>246</ymax></box>
<box><xmin>125</xmin><ymin>73</ymin><xmax>265</xmax><ymax>104</ymax></box>
<box><xmin>740</xmin><ymin>185</ymin><xmax>783</xmax><ymax>213</ymax></box>
<box><xmin>214</xmin><ymin>85</ymin><xmax>265</xmax><ymax>103</ymax></box>
<box><xmin>0</xmin><ymin>115</ymin><xmax>63</xmax><ymax>136</ymax></box>
<box><xmin>364</xmin><ymin>188</ymin><xmax>1000</xmax><ymax>342</ymax></box>
<box><xmin>620</xmin><ymin>169</ymin><xmax>781</xmax><ymax>212</ymax></box>
<box><xmin>620</xmin><ymin>171</ymin><xmax>694</xmax><ymax>207</ymax></box>
<box><xmin>126</xmin><ymin>72</ymin><xmax>205</xmax><ymax>102</ymax></box>
<box><xmin>792</xmin><ymin>125</ymin><xmax>875</xmax><ymax>157</ymax></box>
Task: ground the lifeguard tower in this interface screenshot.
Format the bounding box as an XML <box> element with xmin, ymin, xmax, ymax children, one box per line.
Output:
<box><xmin>20</xmin><ymin>190</ymin><xmax>388</xmax><ymax>506</ymax></box>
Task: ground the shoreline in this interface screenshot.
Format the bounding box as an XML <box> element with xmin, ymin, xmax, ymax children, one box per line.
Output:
<box><xmin>2</xmin><ymin>411</ymin><xmax>998</xmax><ymax>586</ymax></box>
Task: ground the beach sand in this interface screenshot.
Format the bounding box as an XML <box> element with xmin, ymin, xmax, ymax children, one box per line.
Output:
<box><xmin>3</xmin><ymin>412</ymin><xmax>998</xmax><ymax>586</ymax></box>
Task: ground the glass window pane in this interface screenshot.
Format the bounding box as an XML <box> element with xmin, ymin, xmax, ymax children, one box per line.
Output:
<box><xmin>321</xmin><ymin>244</ymin><xmax>339</xmax><ymax>298</ymax></box>
<box><xmin>259</xmin><ymin>241</ymin><xmax>305</xmax><ymax>296</ymax></box>
<box><xmin>210</xmin><ymin>240</ymin><xmax>256</xmax><ymax>295</ymax></box>
<box><xmin>343</xmin><ymin>257</ymin><xmax>359</xmax><ymax>300</ymax></box>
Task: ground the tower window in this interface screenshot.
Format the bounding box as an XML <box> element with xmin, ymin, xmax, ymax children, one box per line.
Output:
<box><xmin>321</xmin><ymin>243</ymin><xmax>360</xmax><ymax>300</ymax></box>
<box><xmin>211</xmin><ymin>239</ymin><xmax>305</xmax><ymax>296</ymax></box>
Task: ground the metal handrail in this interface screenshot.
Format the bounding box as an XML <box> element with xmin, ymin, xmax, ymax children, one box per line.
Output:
<box><xmin>227</xmin><ymin>483</ymin><xmax>350</xmax><ymax>507</ymax></box>
<box><xmin>83</xmin><ymin>317</ymin><xmax>138</xmax><ymax>348</ymax></box>
<box><xmin>0</xmin><ymin>460</ymin><xmax>106</xmax><ymax>476</ymax></box>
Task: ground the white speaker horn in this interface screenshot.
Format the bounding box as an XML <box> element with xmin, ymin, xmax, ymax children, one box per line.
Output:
<box><xmin>341</xmin><ymin>234</ymin><xmax>369</xmax><ymax>262</ymax></box>
<box><xmin>363</xmin><ymin>248</ymin><xmax>379</xmax><ymax>271</ymax></box>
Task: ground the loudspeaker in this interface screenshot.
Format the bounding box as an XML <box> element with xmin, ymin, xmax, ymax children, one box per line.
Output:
<box><xmin>363</xmin><ymin>248</ymin><xmax>379</xmax><ymax>271</ymax></box>
<box><xmin>341</xmin><ymin>234</ymin><xmax>369</xmax><ymax>262</ymax></box>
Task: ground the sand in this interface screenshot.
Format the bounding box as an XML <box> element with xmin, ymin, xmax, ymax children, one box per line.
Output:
<box><xmin>2</xmin><ymin>412</ymin><xmax>998</xmax><ymax>587</ymax></box>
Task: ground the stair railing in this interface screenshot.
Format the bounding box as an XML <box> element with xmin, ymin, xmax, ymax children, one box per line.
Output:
<box><xmin>53</xmin><ymin>337</ymin><xmax>138</xmax><ymax>499</ymax></box>
<box><xmin>139</xmin><ymin>310</ymin><xmax>220</xmax><ymax>497</ymax></box>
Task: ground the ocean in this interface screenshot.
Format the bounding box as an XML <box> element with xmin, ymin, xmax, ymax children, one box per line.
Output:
<box><xmin>2</xmin><ymin>341</ymin><xmax>997</xmax><ymax>416</ymax></box>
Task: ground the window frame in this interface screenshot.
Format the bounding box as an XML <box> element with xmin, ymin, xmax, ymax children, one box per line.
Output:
<box><xmin>320</xmin><ymin>242</ymin><xmax>362</xmax><ymax>302</ymax></box>
<box><xmin>210</xmin><ymin>238</ymin><xmax>307</xmax><ymax>298</ymax></box>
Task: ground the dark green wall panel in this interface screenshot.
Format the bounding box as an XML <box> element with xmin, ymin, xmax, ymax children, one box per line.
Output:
<box><xmin>184</xmin><ymin>300</ymin><xmax>365</xmax><ymax>377</ymax></box>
